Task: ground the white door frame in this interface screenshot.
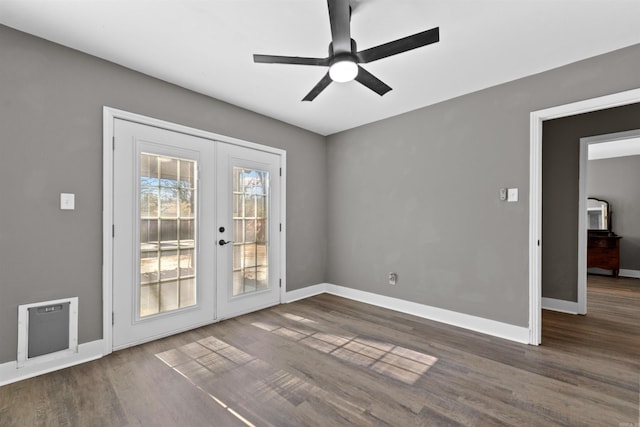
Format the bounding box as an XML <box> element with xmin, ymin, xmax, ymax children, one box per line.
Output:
<box><xmin>528</xmin><ymin>88</ymin><xmax>640</xmax><ymax>345</ymax></box>
<box><xmin>102</xmin><ymin>107</ymin><xmax>287</xmax><ymax>355</ymax></box>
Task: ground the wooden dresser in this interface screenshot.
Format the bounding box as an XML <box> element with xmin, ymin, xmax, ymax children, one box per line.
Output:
<box><xmin>587</xmin><ymin>231</ymin><xmax>622</xmax><ymax>277</ymax></box>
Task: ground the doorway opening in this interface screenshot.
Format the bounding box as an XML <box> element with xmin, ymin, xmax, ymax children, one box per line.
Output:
<box><xmin>528</xmin><ymin>88</ymin><xmax>640</xmax><ymax>345</ymax></box>
<box><xmin>580</xmin><ymin>129</ymin><xmax>640</xmax><ymax>281</ymax></box>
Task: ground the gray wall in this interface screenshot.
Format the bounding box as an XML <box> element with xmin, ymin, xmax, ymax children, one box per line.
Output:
<box><xmin>588</xmin><ymin>155</ymin><xmax>640</xmax><ymax>271</ymax></box>
<box><xmin>542</xmin><ymin>105</ymin><xmax>640</xmax><ymax>301</ymax></box>
<box><xmin>0</xmin><ymin>25</ymin><xmax>327</xmax><ymax>363</ymax></box>
<box><xmin>326</xmin><ymin>43</ymin><xmax>640</xmax><ymax>327</ymax></box>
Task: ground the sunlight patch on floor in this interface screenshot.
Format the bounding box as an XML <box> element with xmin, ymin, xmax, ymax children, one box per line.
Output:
<box><xmin>155</xmin><ymin>334</ymin><xmax>367</xmax><ymax>425</ymax></box>
<box><xmin>252</xmin><ymin>313</ymin><xmax>438</xmax><ymax>385</ymax></box>
<box><xmin>280</xmin><ymin>312</ymin><xmax>318</xmax><ymax>324</ymax></box>
<box><xmin>156</xmin><ymin>337</ymin><xmax>257</xmax><ymax>427</ymax></box>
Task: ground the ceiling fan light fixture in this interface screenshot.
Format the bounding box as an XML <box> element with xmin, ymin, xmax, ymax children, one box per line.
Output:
<box><xmin>253</xmin><ymin>0</ymin><xmax>440</xmax><ymax>101</ymax></box>
<box><xmin>329</xmin><ymin>58</ymin><xmax>358</xmax><ymax>82</ymax></box>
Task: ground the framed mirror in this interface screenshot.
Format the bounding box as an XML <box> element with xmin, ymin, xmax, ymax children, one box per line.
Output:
<box><xmin>587</xmin><ymin>197</ymin><xmax>610</xmax><ymax>231</ymax></box>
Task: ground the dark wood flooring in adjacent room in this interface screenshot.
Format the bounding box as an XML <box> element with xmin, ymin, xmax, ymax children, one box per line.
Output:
<box><xmin>1</xmin><ymin>276</ymin><xmax>638</xmax><ymax>426</ymax></box>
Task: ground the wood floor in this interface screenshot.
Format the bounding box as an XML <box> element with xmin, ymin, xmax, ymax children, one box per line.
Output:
<box><xmin>1</xmin><ymin>276</ymin><xmax>638</xmax><ymax>426</ymax></box>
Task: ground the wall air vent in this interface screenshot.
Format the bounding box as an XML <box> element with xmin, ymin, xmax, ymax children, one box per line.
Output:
<box><xmin>17</xmin><ymin>297</ymin><xmax>78</xmax><ymax>368</ymax></box>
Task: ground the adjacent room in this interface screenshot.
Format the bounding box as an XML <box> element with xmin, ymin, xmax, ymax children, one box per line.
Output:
<box><xmin>1</xmin><ymin>1</ymin><xmax>639</xmax><ymax>425</ymax></box>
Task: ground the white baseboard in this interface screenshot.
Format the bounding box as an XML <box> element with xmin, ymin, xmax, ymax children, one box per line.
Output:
<box><xmin>541</xmin><ymin>297</ymin><xmax>579</xmax><ymax>314</ymax></box>
<box><xmin>0</xmin><ymin>340</ymin><xmax>104</xmax><ymax>387</ymax></box>
<box><xmin>619</xmin><ymin>269</ymin><xmax>640</xmax><ymax>279</ymax></box>
<box><xmin>284</xmin><ymin>283</ymin><xmax>328</xmax><ymax>303</ymax></box>
<box><xmin>325</xmin><ymin>284</ymin><xmax>530</xmax><ymax>344</ymax></box>
<box><xmin>1</xmin><ymin>282</ymin><xmax>537</xmax><ymax>386</ymax></box>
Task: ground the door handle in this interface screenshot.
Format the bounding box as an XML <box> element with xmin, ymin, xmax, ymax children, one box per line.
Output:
<box><xmin>219</xmin><ymin>239</ymin><xmax>233</xmax><ymax>246</ymax></box>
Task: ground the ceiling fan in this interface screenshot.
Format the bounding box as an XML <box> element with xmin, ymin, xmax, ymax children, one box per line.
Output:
<box><xmin>253</xmin><ymin>0</ymin><xmax>440</xmax><ymax>101</ymax></box>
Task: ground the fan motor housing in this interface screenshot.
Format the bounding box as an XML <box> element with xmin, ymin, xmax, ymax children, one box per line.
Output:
<box><xmin>328</xmin><ymin>39</ymin><xmax>358</xmax><ymax>57</ymax></box>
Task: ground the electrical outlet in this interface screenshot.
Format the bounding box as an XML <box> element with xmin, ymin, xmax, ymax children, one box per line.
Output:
<box><xmin>388</xmin><ymin>272</ymin><xmax>397</xmax><ymax>285</ymax></box>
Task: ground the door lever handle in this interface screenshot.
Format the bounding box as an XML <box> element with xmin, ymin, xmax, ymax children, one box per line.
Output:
<box><xmin>218</xmin><ymin>239</ymin><xmax>233</xmax><ymax>246</ymax></box>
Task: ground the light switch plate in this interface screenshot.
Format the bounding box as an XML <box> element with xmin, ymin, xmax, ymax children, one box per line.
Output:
<box><xmin>60</xmin><ymin>193</ymin><xmax>75</xmax><ymax>210</ymax></box>
<box><xmin>507</xmin><ymin>188</ymin><xmax>518</xmax><ymax>202</ymax></box>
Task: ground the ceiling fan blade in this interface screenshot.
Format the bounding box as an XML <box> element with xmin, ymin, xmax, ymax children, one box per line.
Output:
<box><xmin>357</xmin><ymin>27</ymin><xmax>439</xmax><ymax>63</ymax></box>
<box><xmin>327</xmin><ymin>0</ymin><xmax>352</xmax><ymax>54</ymax></box>
<box><xmin>302</xmin><ymin>72</ymin><xmax>333</xmax><ymax>101</ymax></box>
<box><xmin>254</xmin><ymin>54</ymin><xmax>330</xmax><ymax>66</ymax></box>
<box><xmin>355</xmin><ymin>66</ymin><xmax>392</xmax><ymax>96</ymax></box>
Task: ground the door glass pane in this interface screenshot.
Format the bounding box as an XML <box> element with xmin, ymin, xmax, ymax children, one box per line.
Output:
<box><xmin>179</xmin><ymin>160</ymin><xmax>195</xmax><ymax>187</ymax></box>
<box><xmin>179</xmin><ymin>278</ymin><xmax>196</xmax><ymax>308</ymax></box>
<box><xmin>244</xmin><ymin>195</ymin><xmax>256</xmax><ymax>217</ymax></box>
<box><xmin>159</xmin><ymin>220</ymin><xmax>178</xmax><ymax>249</ymax></box>
<box><xmin>160</xmin><ymin>281</ymin><xmax>179</xmax><ymax>312</ymax></box>
<box><xmin>233</xmin><ymin>219</ymin><xmax>243</xmax><ymax>242</ymax></box>
<box><xmin>140</xmin><ymin>284</ymin><xmax>159</xmax><ymax>317</ymax></box>
<box><xmin>160</xmin><ymin>158</ymin><xmax>179</xmax><ymax>186</ymax></box>
<box><xmin>160</xmin><ymin>188</ymin><xmax>178</xmax><ymax>217</ymax></box>
<box><xmin>179</xmin><ymin>220</ymin><xmax>195</xmax><ymax>245</ymax></box>
<box><xmin>139</xmin><ymin>153</ymin><xmax>197</xmax><ymax>318</ymax></box>
<box><xmin>179</xmin><ymin>249</ymin><xmax>195</xmax><ymax>276</ymax></box>
<box><xmin>179</xmin><ymin>189</ymin><xmax>195</xmax><ymax>217</ymax></box>
<box><xmin>159</xmin><ymin>250</ymin><xmax>179</xmax><ymax>280</ymax></box>
<box><xmin>232</xmin><ymin>167</ymin><xmax>269</xmax><ymax>297</ymax></box>
<box><xmin>233</xmin><ymin>195</ymin><xmax>242</xmax><ymax>217</ymax></box>
<box><xmin>245</xmin><ymin>219</ymin><xmax>256</xmax><ymax>242</ymax></box>
<box><xmin>140</xmin><ymin>251</ymin><xmax>159</xmax><ymax>284</ymax></box>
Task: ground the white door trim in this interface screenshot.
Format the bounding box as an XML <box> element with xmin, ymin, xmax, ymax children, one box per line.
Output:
<box><xmin>577</xmin><ymin>136</ymin><xmax>589</xmax><ymax>316</ymax></box>
<box><xmin>528</xmin><ymin>87</ymin><xmax>640</xmax><ymax>345</ymax></box>
<box><xmin>103</xmin><ymin>107</ymin><xmax>287</xmax><ymax>354</ymax></box>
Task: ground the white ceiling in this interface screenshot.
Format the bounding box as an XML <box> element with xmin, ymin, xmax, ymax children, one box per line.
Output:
<box><xmin>1</xmin><ymin>0</ymin><xmax>640</xmax><ymax>135</ymax></box>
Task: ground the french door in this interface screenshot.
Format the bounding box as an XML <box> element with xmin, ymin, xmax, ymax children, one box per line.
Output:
<box><xmin>112</xmin><ymin>119</ymin><xmax>281</xmax><ymax>349</ymax></box>
<box><xmin>216</xmin><ymin>142</ymin><xmax>281</xmax><ymax>319</ymax></box>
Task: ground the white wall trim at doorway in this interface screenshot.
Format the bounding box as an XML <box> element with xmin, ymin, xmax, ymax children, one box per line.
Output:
<box><xmin>528</xmin><ymin>87</ymin><xmax>640</xmax><ymax>345</ymax></box>
<box><xmin>541</xmin><ymin>297</ymin><xmax>580</xmax><ymax>315</ymax></box>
